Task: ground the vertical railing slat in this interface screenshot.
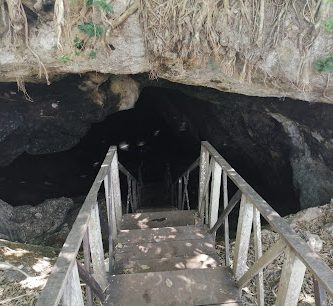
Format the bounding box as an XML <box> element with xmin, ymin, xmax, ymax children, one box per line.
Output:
<box><xmin>222</xmin><ymin>170</ymin><xmax>230</xmax><ymax>267</ymax></box>
<box><xmin>178</xmin><ymin>177</ymin><xmax>182</xmax><ymax>210</ymax></box>
<box><xmin>198</xmin><ymin>145</ymin><xmax>210</xmax><ymax>219</ymax></box>
<box><xmin>313</xmin><ymin>277</ymin><xmax>328</xmax><ymax>306</ymax></box>
<box><xmin>275</xmin><ymin>247</ymin><xmax>306</xmax><ymax>306</ymax></box>
<box><xmin>61</xmin><ymin>261</ymin><xmax>84</xmax><ymax>306</ymax></box>
<box><xmin>111</xmin><ymin>151</ymin><xmax>122</xmax><ymax>228</ymax></box>
<box><xmin>233</xmin><ymin>194</ymin><xmax>254</xmax><ymax>280</ymax></box>
<box><xmin>132</xmin><ymin>179</ymin><xmax>138</xmax><ymax>212</ymax></box>
<box><xmin>209</xmin><ymin>161</ymin><xmax>222</xmax><ymax>230</ymax></box>
<box><xmin>83</xmin><ymin>231</ymin><xmax>93</xmax><ymax>306</ymax></box>
<box><xmin>253</xmin><ymin>206</ymin><xmax>264</xmax><ymax>306</ymax></box>
<box><xmin>88</xmin><ymin>202</ymin><xmax>107</xmax><ymax>289</ymax></box>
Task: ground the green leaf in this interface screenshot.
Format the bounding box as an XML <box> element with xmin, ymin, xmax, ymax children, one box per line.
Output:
<box><xmin>88</xmin><ymin>50</ymin><xmax>97</xmax><ymax>59</ymax></box>
<box><xmin>74</xmin><ymin>36</ymin><xmax>84</xmax><ymax>50</ymax></box>
<box><xmin>78</xmin><ymin>22</ymin><xmax>104</xmax><ymax>38</ymax></box>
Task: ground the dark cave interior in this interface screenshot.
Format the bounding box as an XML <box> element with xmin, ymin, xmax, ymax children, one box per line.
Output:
<box><xmin>0</xmin><ymin>82</ymin><xmax>303</xmax><ymax>216</ymax></box>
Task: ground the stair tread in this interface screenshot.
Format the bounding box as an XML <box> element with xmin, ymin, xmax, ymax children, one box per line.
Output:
<box><xmin>117</xmin><ymin>225</ymin><xmax>208</xmax><ymax>244</ymax></box>
<box><xmin>121</xmin><ymin>209</ymin><xmax>199</xmax><ymax>230</ymax></box>
<box><xmin>105</xmin><ymin>267</ymin><xmax>241</xmax><ymax>306</ymax></box>
<box><xmin>114</xmin><ymin>236</ymin><xmax>215</xmax><ymax>261</ymax></box>
<box><xmin>114</xmin><ymin>253</ymin><xmax>221</xmax><ymax>274</ymax></box>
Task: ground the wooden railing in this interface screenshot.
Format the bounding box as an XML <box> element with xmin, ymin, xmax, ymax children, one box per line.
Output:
<box><xmin>37</xmin><ymin>147</ymin><xmax>138</xmax><ymax>306</ymax></box>
<box><xmin>171</xmin><ymin>158</ymin><xmax>199</xmax><ymax>209</ymax></box>
<box><xmin>198</xmin><ymin>141</ymin><xmax>333</xmax><ymax>306</ymax></box>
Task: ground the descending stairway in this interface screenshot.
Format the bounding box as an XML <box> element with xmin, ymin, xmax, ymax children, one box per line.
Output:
<box><xmin>105</xmin><ymin>209</ymin><xmax>241</xmax><ymax>306</ymax></box>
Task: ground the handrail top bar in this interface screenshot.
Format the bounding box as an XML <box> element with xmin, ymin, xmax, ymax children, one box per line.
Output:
<box><xmin>174</xmin><ymin>157</ymin><xmax>200</xmax><ymax>184</ymax></box>
<box><xmin>118</xmin><ymin>162</ymin><xmax>138</xmax><ymax>182</ymax></box>
<box><xmin>201</xmin><ymin>141</ymin><xmax>333</xmax><ymax>296</ymax></box>
<box><xmin>37</xmin><ymin>146</ymin><xmax>117</xmax><ymax>306</ymax></box>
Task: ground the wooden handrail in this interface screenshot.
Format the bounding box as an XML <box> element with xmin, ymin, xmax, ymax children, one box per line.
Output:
<box><xmin>201</xmin><ymin>141</ymin><xmax>333</xmax><ymax>298</ymax></box>
<box><xmin>37</xmin><ymin>147</ymin><xmax>118</xmax><ymax>306</ymax></box>
<box><xmin>118</xmin><ymin>162</ymin><xmax>138</xmax><ymax>183</ymax></box>
<box><xmin>173</xmin><ymin>157</ymin><xmax>200</xmax><ymax>185</ymax></box>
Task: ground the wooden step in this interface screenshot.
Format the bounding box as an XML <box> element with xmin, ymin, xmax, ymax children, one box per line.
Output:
<box><xmin>121</xmin><ymin>209</ymin><xmax>199</xmax><ymax>230</ymax></box>
<box><xmin>117</xmin><ymin>225</ymin><xmax>208</xmax><ymax>244</ymax></box>
<box><xmin>115</xmin><ymin>236</ymin><xmax>215</xmax><ymax>261</ymax></box>
<box><xmin>105</xmin><ymin>267</ymin><xmax>241</xmax><ymax>306</ymax></box>
<box><xmin>114</xmin><ymin>253</ymin><xmax>221</xmax><ymax>274</ymax></box>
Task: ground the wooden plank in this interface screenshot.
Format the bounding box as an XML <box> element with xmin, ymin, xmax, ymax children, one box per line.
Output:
<box><xmin>178</xmin><ymin>177</ymin><xmax>182</xmax><ymax>210</ymax></box>
<box><xmin>76</xmin><ymin>260</ymin><xmax>105</xmax><ymax>303</ymax></box>
<box><xmin>114</xmin><ymin>236</ymin><xmax>216</xmax><ymax>261</ymax></box>
<box><xmin>61</xmin><ymin>261</ymin><xmax>84</xmax><ymax>306</ymax></box>
<box><xmin>88</xmin><ymin>202</ymin><xmax>107</xmax><ymax>289</ymax></box>
<box><xmin>275</xmin><ymin>247</ymin><xmax>307</xmax><ymax>306</ymax></box>
<box><xmin>111</xmin><ymin>151</ymin><xmax>122</xmax><ymax>228</ymax></box>
<box><xmin>198</xmin><ymin>145</ymin><xmax>210</xmax><ymax>219</ymax></box>
<box><xmin>202</xmin><ymin>141</ymin><xmax>333</xmax><ymax>296</ymax></box>
<box><xmin>132</xmin><ymin>180</ymin><xmax>137</xmax><ymax>212</ymax></box>
<box><xmin>252</xmin><ymin>206</ymin><xmax>264</xmax><ymax>306</ymax></box>
<box><xmin>105</xmin><ymin>267</ymin><xmax>241</xmax><ymax>306</ymax></box>
<box><xmin>117</xmin><ymin>225</ymin><xmax>208</xmax><ymax>244</ymax></box>
<box><xmin>313</xmin><ymin>276</ymin><xmax>328</xmax><ymax>306</ymax></box>
<box><xmin>114</xmin><ymin>253</ymin><xmax>221</xmax><ymax>274</ymax></box>
<box><xmin>238</xmin><ymin>239</ymin><xmax>286</xmax><ymax>288</ymax></box>
<box><xmin>36</xmin><ymin>147</ymin><xmax>116</xmax><ymax>306</ymax></box>
<box><xmin>233</xmin><ymin>194</ymin><xmax>253</xmax><ymax>280</ymax></box>
<box><xmin>223</xmin><ymin>170</ymin><xmax>230</xmax><ymax>267</ymax></box>
<box><xmin>121</xmin><ymin>210</ymin><xmax>198</xmax><ymax>230</ymax></box>
<box><xmin>209</xmin><ymin>190</ymin><xmax>241</xmax><ymax>234</ymax></box>
<box><xmin>83</xmin><ymin>231</ymin><xmax>93</xmax><ymax>306</ymax></box>
<box><xmin>174</xmin><ymin>157</ymin><xmax>199</xmax><ymax>185</ymax></box>
<box><xmin>209</xmin><ymin>161</ymin><xmax>222</xmax><ymax>229</ymax></box>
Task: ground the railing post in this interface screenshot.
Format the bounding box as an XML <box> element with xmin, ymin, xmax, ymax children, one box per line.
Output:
<box><xmin>275</xmin><ymin>247</ymin><xmax>306</xmax><ymax>306</ymax></box>
<box><xmin>209</xmin><ymin>161</ymin><xmax>221</xmax><ymax>230</ymax></box>
<box><xmin>222</xmin><ymin>170</ymin><xmax>230</xmax><ymax>266</ymax></box>
<box><xmin>83</xmin><ymin>231</ymin><xmax>93</xmax><ymax>306</ymax></box>
<box><xmin>88</xmin><ymin>202</ymin><xmax>107</xmax><ymax>289</ymax></box>
<box><xmin>233</xmin><ymin>194</ymin><xmax>253</xmax><ymax>280</ymax></box>
<box><xmin>198</xmin><ymin>143</ymin><xmax>209</xmax><ymax>219</ymax></box>
<box><xmin>111</xmin><ymin>151</ymin><xmax>122</xmax><ymax>228</ymax></box>
<box><xmin>178</xmin><ymin>177</ymin><xmax>182</xmax><ymax>210</ymax></box>
<box><xmin>132</xmin><ymin>179</ymin><xmax>138</xmax><ymax>212</ymax></box>
<box><xmin>61</xmin><ymin>261</ymin><xmax>84</xmax><ymax>306</ymax></box>
<box><xmin>253</xmin><ymin>206</ymin><xmax>264</xmax><ymax>306</ymax></box>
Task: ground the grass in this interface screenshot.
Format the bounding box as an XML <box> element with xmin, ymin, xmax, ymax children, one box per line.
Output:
<box><xmin>78</xmin><ymin>22</ymin><xmax>104</xmax><ymax>38</ymax></box>
<box><xmin>86</xmin><ymin>0</ymin><xmax>113</xmax><ymax>13</ymax></box>
<box><xmin>314</xmin><ymin>53</ymin><xmax>333</xmax><ymax>73</ymax></box>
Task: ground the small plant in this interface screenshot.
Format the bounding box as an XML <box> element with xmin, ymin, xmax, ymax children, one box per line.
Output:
<box><xmin>314</xmin><ymin>53</ymin><xmax>333</xmax><ymax>73</ymax></box>
<box><xmin>58</xmin><ymin>54</ymin><xmax>72</xmax><ymax>64</ymax></box>
<box><xmin>78</xmin><ymin>22</ymin><xmax>104</xmax><ymax>38</ymax></box>
<box><xmin>323</xmin><ymin>19</ymin><xmax>333</xmax><ymax>32</ymax></box>
<box><xmin>86</xmin><ymin>0</ymin><xmax>113</xmax><ymax>13</ymax></box>
<box><xmin>88</xmin><ymin>50</ymin><xmax>97</xmax><ymax>59</ymax></box>
<box><xmin>74</xmin><ymin>36</ymin><xmax>85</xmax><ymax>50</ymax></box>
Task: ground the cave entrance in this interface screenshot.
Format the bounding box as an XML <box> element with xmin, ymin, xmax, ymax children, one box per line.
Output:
<box><xmin>0</xmin><ymin>81</ymin><xmax>300</xmax><ymax>216</ymax></box>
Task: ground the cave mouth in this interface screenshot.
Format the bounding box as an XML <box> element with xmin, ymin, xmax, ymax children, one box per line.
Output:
<box><xmin>0</xmin><ymin>79</ymin><xmax>302</xmax><ymax>216</ymax></box>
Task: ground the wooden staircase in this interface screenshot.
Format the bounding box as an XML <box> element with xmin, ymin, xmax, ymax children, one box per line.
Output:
<box><xmin>105</xmin><ymin>209</ymin><xmax>241</xmax><ymax>306</ymax></box>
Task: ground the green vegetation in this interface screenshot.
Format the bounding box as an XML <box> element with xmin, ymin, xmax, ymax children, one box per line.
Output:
<box><xmin>78</xmin><ymin>22</ymin><xmax>104</xmax><ymax>38</ymax></box>
<box><xmin>86</xmin><ymin>0</ymin><xmax>113</xmax><ymax>13</ymax></box>
<box><xmin>88</xmin><ymin>50</ymin><xmax>97</xmax><ymax>59</ymax></box>
<box><xmin>323</xmin><ymin>19</ymin><xmax>333</xmax><ymax>32</ymax></box>
<box><xmin>74</xmin><ymin>37</ymin><xmax>84</xmax><ymax>50</ymax></box>
<box><xmin>314</xmin><ymin>53</ymin><xmax>333</xmax><ymax>73</ymax></box>
<box><xmin>58</xmin><ymin>54</ymin><xmax>72</xmax><ymax>64</ymax></box>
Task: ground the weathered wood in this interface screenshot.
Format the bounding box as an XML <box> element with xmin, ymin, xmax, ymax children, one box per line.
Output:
<box><xmin>178</xmin><ymin>177</ymin><xmax>182</xmax><ymax>210</ymax></box>
<box><xmin>198</xmin><ymin>146</ymin><xmax>210</xmax><ymax>219</ymax></box>
<box><xmin>222</xmin><ymin>170</ymin><xmax>230</xmax><ymax>267</ymax></box>
<box><xmin>61</xmin><ymin>261</ymin><xmax>84</xmax><ymax>306</ymax></box>
<box><xmin>121</xmin><ymin>210</ymin><xmax>198</xmax><ymax>230</ymax></box>
<box><xmin>106</xmin><ymin>267</ymin><xmax>241</xmax><ymax>306</ymax></box>
<box><xmin>76</xmin><ymin>260</ymin><xmax>105</xmax><ymax>303</ymax></box>
<box><xmin>132</xmin><ymin>180</ymin><xmax>138</xmax><ymax>212</ymax></box>
<box><xmin>88</xmin><ymin>202</ymin><xmax>107</xmax><ymax>289</ymax></box>
<box><xmin>209</xmin><ymin>161</ymin><xmax>222</xmax><ymax>229</ymax></box>
<box><xmin>233</xmin><ymin>194</ymin><xmax>253</xmax><ymax>280</ymax></box>
<box><xmin>209</xmin><ymin>190</ymin><xmax>241</xmax><ymax>234</ymax></box>
<box><xmin>36</xmin><ymin>147</ymin><xmax>116</xmax><ymax>306</ymax></box>
<box><xmin>238</xmin><ymin>239</ymin><xmax>286</xmax><ymax>288</ymax></box>
<box><xmin>313</xmin><ymin>276</ymin><xmax>328</xmax><ymax>306</ymax></box>
<box><xmin>275</xmin><ymin>247</ymin><xmax>307</xmax><ymax>306</ymax></box>
<box><xmin>104</xmin><ymin>170</ymin><xmax>116</xmax><ymax>271</ymax></box>
<box><xmin>117</xmin><ymin>225</ymin><xmax>208</xmax><ymax>244</ymax></box>
<box><xmin>83</xmin><ymin>231</ymin><xmax>93</xmax><ymax>306</ymax></box>
<box><xmin>174</xmin><ymin>158</ymin><xmax>199</xmax><ymax>185</ymax></box>
<box><xmin>111</xmin><ymin>151</ymin><xmax>122</xmax><ymax>228</ymax></box>
<box><xmin>252</xmin><ymin>206</ymin><xmax>264</xmax><ymax>306</ymax></box>
<box><xmin>202</xmin><ymin>141</ymin><xmax>333</xmax><ymax>297</ymax></box>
